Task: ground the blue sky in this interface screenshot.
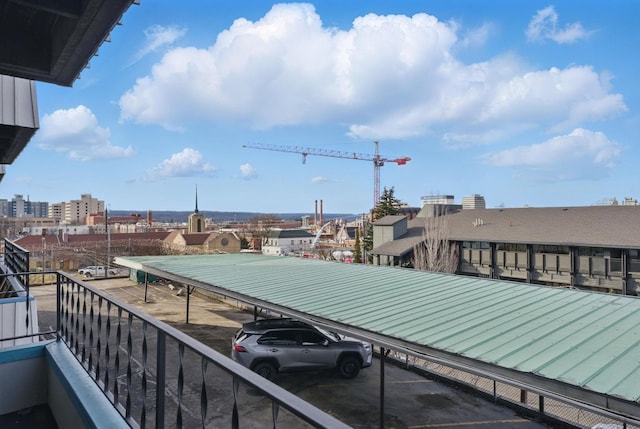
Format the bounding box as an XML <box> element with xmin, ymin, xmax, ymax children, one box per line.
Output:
<box><xmin>4</xmin><ymin>1</ymin><xmax>639</xmax><ymax>213</ymax></box>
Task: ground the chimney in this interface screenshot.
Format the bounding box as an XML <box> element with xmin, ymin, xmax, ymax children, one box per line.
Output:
<box><xmin>320</xmin><ymin>200</ymin><xmax>323</xmax><ymax>225</ymax></box>
<box><xmin>147</xmin><ymin>210</ymin><xmax>153</xmax><ymax>225</ymax></box>
<box><xmin>314</xmin><ymin>200</ymin><xmax>318</xmax><ymax>226</ymax></box>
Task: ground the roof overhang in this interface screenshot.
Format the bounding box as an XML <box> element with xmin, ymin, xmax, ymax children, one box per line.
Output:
<box><xmin>0</xmin><ymin>75</ymin><xmax>38</xmax><ymax>165</ymax></box>
<box><xmin>0</xmin><ymin>0</ymin><xmax>138</xmax><ymax>87</ymax></box>
<box><xmin>0</xmin><ymin>0</ymin><xmax>138</xmax><ymax>182</ymax></box>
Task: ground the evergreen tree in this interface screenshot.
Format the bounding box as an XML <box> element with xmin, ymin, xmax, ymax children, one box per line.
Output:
<box><xmin>362</xmin><ymin>187</ymin><xmax>401</xmax><ymax>263</ymax></box>
<box><xmin>374</xmin><ymin>187</ymin><xmax>401</xmax><ymax>220</ymax></box>
<box><xmin>353</xmin><ymin>227</ymin><xmax>362</xmax><ymax>263</ymax></box>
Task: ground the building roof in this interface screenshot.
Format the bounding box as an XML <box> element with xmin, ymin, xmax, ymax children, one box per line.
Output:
<box><xmin>115</xmin><ymin>254</ymin><xmax>640</xmax><ymax>417</ymax></box>
<box><xmin>183</xmin><ymin>233</ymin><xmax>211</xmax><ymax>246</ymax></box>
<box><xmin>444</xmin><ymin>205</ymin><xmax>640</xmax><ymax>248</ymax></box>
<box><xmin>372</xmin><ymin>205</ymin><xmax>640</xmax><ymax>258</ymax></box>
<box><xmin>269</xmin><ymin>229</ymin><xmax>315</xmax><ymax>239</ymax></box>
<box><xmin>373</xmin><ymin>215</ymin><xmax>407</xmax><ymax>226</ymax></box>
<box><xmin>13</xmin><ymin>232</ymin><xmax>171</xmax><ymax>250</ymax></box>
<box><xmin>371</xmin><ymin>224</ymin><xmax>425</xmax><ymax>257</ymax></box>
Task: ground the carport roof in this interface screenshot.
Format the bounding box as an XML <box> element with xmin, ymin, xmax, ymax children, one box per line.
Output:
<box><xmin>115</xmin><ymin>253</ymin><xmax>640</xmax><ymax>418</ymax></box>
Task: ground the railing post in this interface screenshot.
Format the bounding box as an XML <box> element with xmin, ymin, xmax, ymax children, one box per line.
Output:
<box><xmin>56</xmin><ymin>272</ymin><xmax>61</xmax><ymax>341</ymax></box>
<box><xmin>156</xmin><ymin>331</ymin><xmax>166</xmax><ymax>428</ymax></box>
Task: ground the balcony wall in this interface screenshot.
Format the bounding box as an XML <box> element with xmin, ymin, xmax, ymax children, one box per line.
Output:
<box><xmin>0</xmin><ymin>341</ymin><xmax>128</xmax><ymax>428</ymax></box>
<box><xmin>0</xmin><ymin>296</ymin><xmax>39</xmax><ymax>347</ymax></box>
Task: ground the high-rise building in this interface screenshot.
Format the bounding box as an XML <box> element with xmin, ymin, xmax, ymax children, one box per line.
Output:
<box><xmin>421</xmin><ymin>195</ymin><xmax>455</xmax><ymax>206</ymax></box>
<box><xmin>461</xmin><ymin>194</ymin><xmax>486</xmax><ymax>210</ymax></box>
<box><xmin>56</xmin><ymin>194</ymin><xmax>105</xmax><ymax>224</ymax></box>
<box><xmin>0</xmin><ymin>194</ymin><xmax>49</xmax><ymax>217</ymax></box>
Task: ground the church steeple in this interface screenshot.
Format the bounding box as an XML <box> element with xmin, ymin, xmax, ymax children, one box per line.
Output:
<box><xmin>194</xmin><ymin>185</ymin><xmax>199</xmax><ymax>214</ymax></box>
<box><xmin>188</xmin><ymin>184</ymin><xmax>205</xmax><ymax>233</ymax></box>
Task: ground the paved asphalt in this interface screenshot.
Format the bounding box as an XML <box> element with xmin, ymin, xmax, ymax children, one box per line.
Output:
<box><xmin>30</xmin><ymin>277</ymin><xmax>550</xmax><ymax>429</ymax></box>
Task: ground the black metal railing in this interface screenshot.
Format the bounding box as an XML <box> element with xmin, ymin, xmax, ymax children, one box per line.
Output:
<box><xmin>4</xmin><ymin>239</ymin><xmax>30</xmax><ymax>289</ymax></box>
<box><xmin>1</xmin><ymin>241</ymin><xmax>348</xmax><ymax>428</ymax></box>
<box><xmin>55</xmin><ymin>273</ymin><xmax>349</xmax><ymax>428</ymax></box>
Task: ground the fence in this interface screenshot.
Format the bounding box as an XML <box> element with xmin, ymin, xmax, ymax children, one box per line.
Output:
<box><xmin>386</xmin><ymin>349</ymin><xmax>640</xmax><ymax>429</ymax></box>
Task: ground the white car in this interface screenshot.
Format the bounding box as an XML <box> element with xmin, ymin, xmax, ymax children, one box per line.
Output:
<box><xmin>77</xmin><ymin>266</ymin><xmax>118</xmax><ymax>278</ymax></box>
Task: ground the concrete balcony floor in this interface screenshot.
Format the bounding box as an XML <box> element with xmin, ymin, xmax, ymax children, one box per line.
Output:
<box><xmin>0</xmin><ymin>404</ymin><xmax>57</xmax><ymax>428</ymax></box>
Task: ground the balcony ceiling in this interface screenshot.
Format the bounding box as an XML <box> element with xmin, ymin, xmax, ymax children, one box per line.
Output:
<box><xmin>0</xmin><ymin>0</ymin><xmax>136</xmax><ymax>174</ymax></box>
<box><xmin>0</xmin><ymin>0</ymin><xmax>137</xmax><ymax>87</ymax></box>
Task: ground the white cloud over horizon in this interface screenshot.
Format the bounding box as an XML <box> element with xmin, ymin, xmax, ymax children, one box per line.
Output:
<box><xmin>38</xmin><ymin>105</ymin><xmax>134</xmax><ymax>161</ymax></box>
<box><xmin>239</xmin><ymin>163</ymin><xmax>258</xmax><ymax>180</ymax></box>
<box><xmin>482</xmin><ymin>128</ymin><xmax>622</xmax><ymax>181</ymax></box>
<box><xmin>144</xmin><ymin>148</ymin><xmax>216</xmax><ymax>181</ymax></box>
<box><xmin>118</xmin><ymin>3</ymin><xmax>624</xmax><ymax>146</ymax></box>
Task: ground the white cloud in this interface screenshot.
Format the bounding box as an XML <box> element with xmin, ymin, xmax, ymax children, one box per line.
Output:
<box><xmin>130</xmin><ymin>25</ymin><xmax>187</xmax><ymax>65</ymax></box>
<box><xmin>39</xmin><ymin>105</ymin><xmax>134</xmax><ymax>161</ymax></box>
<box><xmin>482</xmin><ymin>128</ymin><xmax>622</xmax><ymax>181</ymax></box>
<box><xmin>526</xmin><ymin>6</ymin><xmax>590</xmax><ymax>44</ymax></box>
<box><xmin>144</xmin><ymin>148</ymin><xmax>216</xmax><ymax>181</ymax></box>
<box><xmin>458</xmin><ymin>22</ymin><xmax>492</xmax><ymax>48</ymax></box>
<box><xmin>119</xmin><ymin>4</ymin><xmax>622</xmax><ymax>143</ymax></box>
<box><xmin>311</xmin><ymin>176</ymin><xmax>331</xmax><ymax>183</ymax></box>
<box><xmin>240</xmin><ymin>163</ymin><xmax>257</xmax><ymax>180</ymax></box>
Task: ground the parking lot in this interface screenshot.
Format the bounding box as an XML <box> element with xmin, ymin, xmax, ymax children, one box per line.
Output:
<box><xmin>31</xmin><ymin>277</ymin><xmax>549</xmax><ymax>428</ymax></box>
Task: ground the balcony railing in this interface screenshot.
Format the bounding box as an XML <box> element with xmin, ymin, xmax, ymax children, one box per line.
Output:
<box><xmin>0</xmin><ymin>241</ymin><xmax>349</xmax><ymax>429</ymax></box>
<box><xmin>53</xmin><ymin>273</ymin><xmax>349</xmax><ymax>428</ymax></box>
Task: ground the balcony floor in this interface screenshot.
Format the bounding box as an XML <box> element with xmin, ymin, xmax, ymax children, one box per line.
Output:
<box><xmin>0</xmin><ymin>405</ymin><xmax>58</xmax><ymax>428</ymax></box>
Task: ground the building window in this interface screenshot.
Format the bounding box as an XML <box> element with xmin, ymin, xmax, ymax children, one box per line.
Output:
<box><xmin>578</xmin><ymin>247</ymin><xmax>605</xmax><ymax>257</ymax></box>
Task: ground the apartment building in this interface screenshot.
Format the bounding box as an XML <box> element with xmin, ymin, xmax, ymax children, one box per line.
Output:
<box><xmin>0</xmin><ymin>194</ymin><xmax>48</xmax><ymax>217</ymax></box>
<box><xmin>47</xmin><ymin>194</ymin><xmax>105</xmax><ymax>225</ymax></box>
<box><xmin>371</xmin><ymin>204</ymin><xmax>640</xmax><ymax>295</ymax></box>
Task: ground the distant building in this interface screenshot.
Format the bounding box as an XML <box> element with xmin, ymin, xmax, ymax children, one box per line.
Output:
<box><xmin>164</xmin><ymin>231</ymin><xmax>241</xmax><ymax>254</ymax></box>
<box><xmin>371</xmin><ymin>205</ymin><xmax>640</xmax><ymax>295</ymax></box>
<box><xmin>0</xmin><ymin>194</ymin><xmax>48</xmax><ymax>217</ymax></box>
<box><xmin>461</xmin><ymin>194</ymin><xmax>486</xmax><ymax>210</ymax></box>
<box><xmin>421</xmin><ymin>195</ymin><xmax>455</xmax><ymax>206</ymax></box>
<box><xmin>262</xmin><ymin>229</ymin><xmax>315</xmax><ymax>256</ymax></box>
<box><xmin>48</xmin><ymin>194</ymin><xmax>104</xmax><ymax>225</ymax></box>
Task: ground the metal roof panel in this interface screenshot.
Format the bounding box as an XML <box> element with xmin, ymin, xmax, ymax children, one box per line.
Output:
<box><xmin>114</xmin><ymin>254</ymin><xmax>640</xmax><ymax>414</ymax></box>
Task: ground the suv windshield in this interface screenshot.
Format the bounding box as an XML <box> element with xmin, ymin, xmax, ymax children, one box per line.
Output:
<box><xmin>314</xmin><ymin>326</ymin><xmax>340</xmax><ymax>342</ymax></box>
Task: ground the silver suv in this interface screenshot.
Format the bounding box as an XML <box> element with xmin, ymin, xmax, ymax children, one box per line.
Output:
<box><xmin>231</xmin><ymin>318</ymin><xmax>373</xmax><ymax>380</ymax></box>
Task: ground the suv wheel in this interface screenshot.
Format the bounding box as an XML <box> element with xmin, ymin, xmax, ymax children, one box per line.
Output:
<box><xmin>84</xmin><ymin>272</ymin><xmax>92</xmax><ymax>278</ymax></box>
<box><xmin>253</xmin><ymin>362</ymin><xmax>277</xmax><ymax>380</ymax></box>
<box><xmin>338</xmin><ymin>356</ymin><xmax>360</xmax><ymax>379</ymax></box>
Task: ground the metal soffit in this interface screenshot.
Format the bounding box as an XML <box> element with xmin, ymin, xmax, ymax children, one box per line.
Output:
<box><xmin>115</xmin><ymin>254</ymin><xmax>640</xmax><ymax>415</ymax></box>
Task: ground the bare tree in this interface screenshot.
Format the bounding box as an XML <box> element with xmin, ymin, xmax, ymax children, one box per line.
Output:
<box><xmin>244</xmin><ymin>214</ymin><xmax>279</xmax><ymax>250</ymax></box>
<box><xmin>412</xmin><ymin>215</ymin><xmax>458</xmax><ymax>273</ymax></box>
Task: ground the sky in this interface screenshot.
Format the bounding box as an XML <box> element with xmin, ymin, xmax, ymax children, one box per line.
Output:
<box><xmin>3</xmin><ymin>1</ymin><xmax>639</xmax><ymax>214</ymax></box>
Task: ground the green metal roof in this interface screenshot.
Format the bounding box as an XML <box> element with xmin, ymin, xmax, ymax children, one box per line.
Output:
<box><xmin>114</xmin><ymin>254</ymin><xmax>640</xmax><ymax>418</ymax></box>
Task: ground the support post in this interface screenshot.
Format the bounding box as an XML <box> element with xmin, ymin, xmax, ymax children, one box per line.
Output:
<box><xmin>144</xmin><ymin>272</ymin><xmax>148</xmax><ymax>303</ymax></box>
<box><xmin>379</xmin><ymin>347</ymin><xmax>390</xmax><ymax>429</ymax></box>
<box><xmin>186</xmin><ymin>285</ymin><xmax>191</xmax><ymax>324</ymax></box>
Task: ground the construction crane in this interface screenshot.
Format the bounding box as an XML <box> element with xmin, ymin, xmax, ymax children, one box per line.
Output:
<box><xmin>242</xmin><ymin>141</ymin><xmax>411</xmax><ymax>207</ymax></box>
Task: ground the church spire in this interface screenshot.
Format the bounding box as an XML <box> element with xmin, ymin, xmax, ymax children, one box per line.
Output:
<box><xmin>194</xmin><ymin>185</ymin><xmax>199</xmax><ymax>213</ymax></box>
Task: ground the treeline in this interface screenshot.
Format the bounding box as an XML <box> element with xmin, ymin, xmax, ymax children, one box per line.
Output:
<box><xmin>109</xmin><ymin>210</ymin><xmax>357</xmax><ymax>223</ymax></box>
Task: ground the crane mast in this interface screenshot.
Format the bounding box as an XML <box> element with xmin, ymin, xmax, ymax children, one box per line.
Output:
<box><xmin>242</xmin><ymin>142</ymin><xmax>410</xmax><ymax>207</ymax></box>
